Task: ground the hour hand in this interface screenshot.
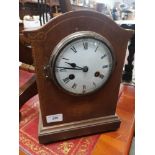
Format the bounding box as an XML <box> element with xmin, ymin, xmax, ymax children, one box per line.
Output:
<box><xmin>65</xmin><ymin>62</ymin><xmax>76</xmax><ymax>68</ymax></box>
<box><xmin>65</xmin><ymin>62</ymin><xmax>83</xmax><ymax>69</ymax></box>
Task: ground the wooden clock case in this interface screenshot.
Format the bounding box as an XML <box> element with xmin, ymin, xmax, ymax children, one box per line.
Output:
<box><xmin>23</xmin><ymin>10</ymin><xmax>133</xmax><ymax>144</ymax></box>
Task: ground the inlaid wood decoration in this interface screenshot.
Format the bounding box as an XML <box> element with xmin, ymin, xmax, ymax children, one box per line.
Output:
<box><xmin>23</xmin><ymin>10</ymin><xmax>133</xmax><ymax>144</ymax></box>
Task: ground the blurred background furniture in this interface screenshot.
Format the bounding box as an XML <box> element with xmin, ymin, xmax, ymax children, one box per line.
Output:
<box><xmin>19</xmin><ymin>0</ymin><xmax>53</xmax><ymax>26</ymax></box>
<box><xmin>19</xmin><ymin>0</ymin><xmax>72</xmax><ymax>118</ymax></box>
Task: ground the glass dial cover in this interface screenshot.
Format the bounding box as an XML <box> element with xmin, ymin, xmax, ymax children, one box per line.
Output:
<box><xmin>49</xmin><ymin>31</ymin><xmax>115</xmax><ymax>95</ymax></box>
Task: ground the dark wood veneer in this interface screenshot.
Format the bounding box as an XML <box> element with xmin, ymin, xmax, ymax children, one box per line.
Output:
<box><xmin>23</xmin><ymin>10</ymin><xmax>133</xmax><ymax>143</ymax></box>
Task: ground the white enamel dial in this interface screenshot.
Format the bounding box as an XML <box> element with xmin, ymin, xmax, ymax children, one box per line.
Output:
<box><xmin>50</xmin><ymin>31</ymin><xmax>115</xmax><ymax>95</ymax></box>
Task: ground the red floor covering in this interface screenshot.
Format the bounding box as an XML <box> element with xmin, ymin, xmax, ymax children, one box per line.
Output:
<box><xmin>19</xmin><ymin>94</ymin><xmax>99</xmax><ymax>155</ymax></box>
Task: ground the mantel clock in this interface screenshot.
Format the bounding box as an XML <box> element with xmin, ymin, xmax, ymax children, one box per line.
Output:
<box><xmin>23</xmin><ymin>10</ymin><xmax>133</xmax><ymax>144</ymax></box>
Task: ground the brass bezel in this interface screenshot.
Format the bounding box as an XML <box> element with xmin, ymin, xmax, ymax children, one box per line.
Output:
<box><xmin>49</xmin><ymin>31</ymin><xmax>116</xmax><ymax>96</ymax></box>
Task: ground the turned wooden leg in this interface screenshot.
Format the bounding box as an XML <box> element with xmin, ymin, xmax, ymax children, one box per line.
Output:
<box><xmin>121</xmin><ymin>24</ymin><xmax>135</xmax><ymax>83</ymax></box>
<box><xmin>122</xmin><ymin>34</ymin><xmax>135</xmax><ymax>82</ymax></box>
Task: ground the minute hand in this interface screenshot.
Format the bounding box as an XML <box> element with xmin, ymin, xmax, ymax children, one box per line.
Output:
<box><xmin>56</xmin><ymin>67</ymin><xmax>82</xmax><ymax>70</ymax></box>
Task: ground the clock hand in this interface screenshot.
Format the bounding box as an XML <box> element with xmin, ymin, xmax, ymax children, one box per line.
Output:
<box><xmin>65</xmin><ymin>62</ymin><xmax>76</xmax><ymax>67</ymax></box>
<box><xmin>65</xmin><ymin>62</ymin><xmax>83</xmax><ymax>69</ymax></box>
<box><xmin>56</xmin><ymin>66</ymin><xmax>82</xmax><ymax>70</ymax></box>
<box><xmin>57</xmin><ymin>63</ymin><xmax>89</xmax><ymax>72</ymax></box>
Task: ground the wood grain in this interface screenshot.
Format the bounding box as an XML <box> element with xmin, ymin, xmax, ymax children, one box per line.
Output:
<box><xmin>23</xmin><ymin>10</ymin><xmax>133</xmax><ymax>143</ymax></box>
<box><xmin>91</xmin><ymin>84</ymin><xmax>135</xmax><ymax>155</ymax></box>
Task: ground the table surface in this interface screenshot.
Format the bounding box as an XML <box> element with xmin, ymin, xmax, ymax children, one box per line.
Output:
<box><xmin>19</xmin><ymin>69</ymin><xmax>135</xmax><ymax>155</ymax></box>
<box><xmin>91</xmin><ymin>84</ymin><xmax>135</xmax><ymax>155</ymax></box>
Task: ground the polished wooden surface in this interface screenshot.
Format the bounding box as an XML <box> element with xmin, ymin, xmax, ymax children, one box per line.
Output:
<box><xmin>19</xmin><ymin>151</ymin><xmax>26</xmax><ymax>155</ymax></box>
<box><xmin>92</xmin><ymin>84</ymin><xmax>135</xmax><ymax>155</ymax></box>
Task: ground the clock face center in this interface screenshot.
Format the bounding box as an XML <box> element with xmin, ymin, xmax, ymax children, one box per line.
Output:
<box><xmin>83</xmin><ymin>66</ymin><xmax>88</xmax><ymax>72</ymax></box>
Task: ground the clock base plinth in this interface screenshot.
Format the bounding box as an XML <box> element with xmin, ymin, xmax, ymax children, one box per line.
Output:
<box><xmin>38</xmin><ymin>115</ymin><xmax>121</xmax><ymax>144</ymax></box>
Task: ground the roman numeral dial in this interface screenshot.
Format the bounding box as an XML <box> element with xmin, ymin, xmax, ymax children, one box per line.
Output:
<box><xmin>83</xmin><ymin>41</ymin><xmax>88</xmax><ymax>49</ymax></box>
<box><xmin>63</xmin><ymin>77</ymin><xmax>70</xmax><ymax>84</ymax></box>
<box><xmin>52</xmin><ymin>31</ymin><xmax>114</xmax><ymax>95</ymax></box>
<box><xmin>72</xmin><ymin>83</ymin><xmax>77</xmax><ymax>89</ymax></box>
<box><xmin>71</xmin><ymin>46</ymin><xmax>77</xmax><ymax>53</ymax></box>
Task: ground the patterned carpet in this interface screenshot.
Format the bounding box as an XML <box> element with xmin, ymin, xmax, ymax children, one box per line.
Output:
<box><xmin>19</xmin><ymin>94</ymin><xmax>99</xmax><ymax>155</ymax></box>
